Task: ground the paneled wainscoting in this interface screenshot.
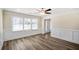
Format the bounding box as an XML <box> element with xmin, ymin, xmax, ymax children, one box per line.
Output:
<box><xmin>2</xmin><ymin>33</ymin><xmax>79</xmax><ymax>50</ymax></box>
<box><xmin>51</xmin><ymin>27</ymin><xmax>79</xmax><ymax>44</ymax></box>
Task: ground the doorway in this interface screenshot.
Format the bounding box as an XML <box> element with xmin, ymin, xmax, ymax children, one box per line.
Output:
<box><xmin>44</xmin><ymin>19</ymin><xmax>50</xmax><ymax>33</ymax></box>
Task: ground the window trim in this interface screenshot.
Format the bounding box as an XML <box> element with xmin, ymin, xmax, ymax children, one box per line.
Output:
<box><xmin>12</xmin><ymin>16</ymin><xmax>38</xmax><ymax>31</ymax></box>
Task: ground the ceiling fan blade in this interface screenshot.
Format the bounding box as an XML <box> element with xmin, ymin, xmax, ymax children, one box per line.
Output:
<box><xmin>46</xmin><ymin>9</ymin><xmax>52</xmax><ymax>11</ymax></box>
<box><xmin>45</xmin><ymin>9</ymin><xmax>51</xmax><ymax>14</ymax></box>
<box><xmin>45</xmin><ymin>11</ymin><xmax>51</xmax><ymax>14</ymax></box>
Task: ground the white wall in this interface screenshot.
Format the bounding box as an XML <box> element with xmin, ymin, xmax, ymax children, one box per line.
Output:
<box><xmin>51</xmin><ymin>9</ymin><xmax>79</xmax><ymax>44</ymax></box>
<box><xmin>0</xmin><ymin>9</ymin><xmax>3</xmax><ymax>49</ymax></box>
<box><xmin>3</xmin><ymin>11</ymin><xmax>42</xmax><ymax>41</ymax></box>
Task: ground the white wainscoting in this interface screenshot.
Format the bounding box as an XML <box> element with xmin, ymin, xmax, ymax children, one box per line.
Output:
<box><xmin>51</xmin><ymin>27</ymin><xmax>79</xmax><ymax>44</ymax></box>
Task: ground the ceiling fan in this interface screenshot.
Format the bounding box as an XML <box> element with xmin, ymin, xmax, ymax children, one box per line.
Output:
<box><xmin>36</xmin><ymin>8</ymin><xmax>52</xmax><ymax>14</ymax></box>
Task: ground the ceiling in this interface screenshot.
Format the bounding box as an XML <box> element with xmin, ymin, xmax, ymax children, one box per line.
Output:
<box><xmin>4</xmin><ymin>8</ymin><xmax>52</xmax><ymax>16</ymax></box>
<box><xmin>3</xmin><ymin>8</ymin><xmax>79</xmax><ymax>16</ymax></box>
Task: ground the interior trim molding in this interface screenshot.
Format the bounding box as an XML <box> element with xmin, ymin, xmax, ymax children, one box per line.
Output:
<box><xmin>51</xmin><ymin>27</ymin><xmax>79</xmax><ymax>44</ymax></box>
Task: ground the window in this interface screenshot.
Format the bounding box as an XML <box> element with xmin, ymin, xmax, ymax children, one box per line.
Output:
<box><xmin>12</xmin><ymin>17</ymin><xmax>23</xmax><ymax>31</ymax></box>
<box><xmin>32</xmin><ymin>19</ymin><xmax>38</xmax><ymax>30</ymax></box>
<box><xmin>24</xmin><ymin>18</ymin><xmax>31</xmax><ymax>30</ymax></box>
<box><xmin>12</xmin><ymin>16</ymin><xmax>38</xmax><ymax>31</ymax></box>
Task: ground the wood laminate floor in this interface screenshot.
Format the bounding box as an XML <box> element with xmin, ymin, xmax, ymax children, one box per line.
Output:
<box><xmin>2</xmin><ymin>33</ymin><xmax>79</xmax><ymax>50</ymax></box>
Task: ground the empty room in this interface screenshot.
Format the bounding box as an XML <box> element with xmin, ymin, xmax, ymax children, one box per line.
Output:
<box><xmin>0</xmin><ymin>8</ymin><xmax>79</xmax><ymax>50</ymax></box>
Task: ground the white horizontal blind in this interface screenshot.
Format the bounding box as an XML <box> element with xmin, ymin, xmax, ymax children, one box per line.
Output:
<box><xmin>24</xmin><ymin>18</ymin><xmax>31</xmax><ymax>30</ymax></box>
<box><xmin>12</xmin><ymin>16</ymin><xmax>23</xmax><ymax>31</ymax></box>
<box><xmin>12</xmin><ymin>16</ymin><xmax>38</xmax><ymax>31</ymax></box>
<box><xmin>32</xmin><ymin>19</ymin><xmax>38</xmax><ymax>30</ymax></box>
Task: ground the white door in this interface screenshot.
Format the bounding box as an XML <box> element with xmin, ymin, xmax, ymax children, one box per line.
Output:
<box><xmin>44</xmin><ymin>19</ymin><xmax>50</xmax><ymax>33</ymax></box>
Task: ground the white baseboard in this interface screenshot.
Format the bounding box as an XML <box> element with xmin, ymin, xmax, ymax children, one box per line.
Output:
<box><xmin>51</xmin><ymin>27</ymin><xmax>79</xmax><ymax>44</ymax></box>
<box><xmin>51</xmin><ymin>34</ymin><xmax>79</xmax><ymax>44</ymax></box>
